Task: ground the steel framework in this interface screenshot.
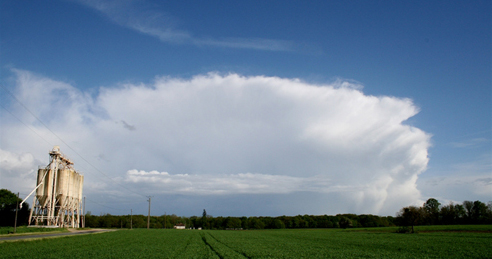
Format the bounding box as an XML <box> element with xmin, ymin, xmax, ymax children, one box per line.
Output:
<box><xmin>23</xmin><ymin>146</ymin><xmax>84</xmax><ymax>228</ymax></box>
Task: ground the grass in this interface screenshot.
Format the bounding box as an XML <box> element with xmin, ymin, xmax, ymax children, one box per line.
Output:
<box><xmin>0</xmin><ymin>226</ymin><xmax>491</xmax><ymax>258</ymax></box>
<box><xmin>346</xmin><ymin>225</ymin><xmax>492</xmax><ymax>233</ymax></box>
<box><xmin>0</xmin><ymin>226</ymin><xmax>68</xmax><ymax>235</ymax></box>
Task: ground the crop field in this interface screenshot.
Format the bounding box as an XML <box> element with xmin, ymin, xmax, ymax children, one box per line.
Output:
<box><xmin>1</xmin><ymin>226</ymin><xmax>491</xmax><ymax>258</ymax></box>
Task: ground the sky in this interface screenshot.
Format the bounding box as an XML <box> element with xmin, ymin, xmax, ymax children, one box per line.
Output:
<box><xmin>0</xmin><ymin>0</ymin><xmax>490</xmax><ymax>217</ymax></box>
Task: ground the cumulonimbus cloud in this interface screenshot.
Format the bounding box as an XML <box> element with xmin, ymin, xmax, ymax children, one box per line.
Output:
<box><xmin>1</xmin><ymin>69</ymin><xmax>431</xmax><ymax>215</ymax></box>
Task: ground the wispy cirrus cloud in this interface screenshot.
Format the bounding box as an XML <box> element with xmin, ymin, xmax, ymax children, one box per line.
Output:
<box><xmin>450</xmin><ymin>138</ymin><xmax>489</xmax><ymax>148</ymax></box>
<box><xmin>75</xmin><ymin>0</ymin><xmax>298</xmax><ymax>52</ymax></box>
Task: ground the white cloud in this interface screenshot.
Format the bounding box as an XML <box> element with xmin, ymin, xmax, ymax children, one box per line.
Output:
<box><xmin>0</xmin><ymin>149</ymin><xmax>42</xmax><ymax>194</ymax></box>
<box><xmin>75</xmin><ymin>0</ymin><xmax>297</xmax><ymax>51</ymax></box>
<box><xmin>0</xmin><ymin>149</ymin><xmax>37</xmax><ymax>173</ymax></box>
<box><xmin>0</xmin><ymin>69</ymin><xmax>432</xmax><ymax>215</ymax></box>
<box><xmin>125</xmin><ymin>170</ymin><xmax>332</xmax><ymax>195</ymax></box>
<box><xmin>417</xmin><ymin>153</ymin><xmax>492</xmax><ymax>203</ymax></box>
<box><xmin>418</xmin><ymin>175</ymin><xmax>492</xmax><ymax>203</ymax></box>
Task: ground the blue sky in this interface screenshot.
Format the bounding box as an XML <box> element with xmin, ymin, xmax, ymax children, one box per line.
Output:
<box><xmin>1</xmin><ymin>0</ymin><xmax>490</xmax><ymax>217</ymax></box>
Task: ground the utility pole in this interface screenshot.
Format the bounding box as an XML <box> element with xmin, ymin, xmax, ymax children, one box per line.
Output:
<box><xmin>147</xmin><ymin>196</ymin><xmax>152</xmax><ymax>229</ymax></box>
<box><xmin>130</xmin><ymin>209</ymin><xmax>133</xmax><ymax>230</ymax></box>
<box><xmin>14</xmin><ymin>192</ymin><xmax>19</xmax><ymax>234</ymax></box>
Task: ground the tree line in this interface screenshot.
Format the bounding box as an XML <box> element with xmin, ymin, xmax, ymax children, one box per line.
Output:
<box><xmin>1</xmin><ymin>189</ymin><xmax>490</xmax><ymax>230</ymax></box>
<box><xmin>396</xmin><ymin>198</ymin><xmax>492</xmax><ymax>232</ymax></box>
<box><xmin>84</xmin><ymin>209</ymin><xmax>396</xmax><ymax>229</ymax></box>
<box><xmin>84</xmin><ymin>199</ymin><xmax>492</xmax><ymax>230</ymax></box>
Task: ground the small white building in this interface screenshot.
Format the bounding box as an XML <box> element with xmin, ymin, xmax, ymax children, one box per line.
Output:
<box><xmin>174</xmin><ymin>223</ymin><xmax>185</xmax><ymax>229</ymax></box>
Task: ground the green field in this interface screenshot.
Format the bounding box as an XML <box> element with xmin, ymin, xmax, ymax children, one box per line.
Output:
<box><xmin>1</xmin><ymin>226</ymin><xmax>491</xmax><ymax>258</ymax></box>
<box><xmin>0</xmin><ymin>226</ymin><xmax>68</xmax><ymax>235</ymax></box>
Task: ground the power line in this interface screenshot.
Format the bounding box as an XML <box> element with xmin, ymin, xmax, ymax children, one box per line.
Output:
<box><xmin>85</xmin><ymin>197</ymin><xmax>128</xmax><ymax>211</ymax></box>
<box><xmin>0</xmin><ymin>103</ymin><xmax>54</xmax><ymax>147</ymax></box>
<box><xmin>0</xmin><ymin>84</ymin><xmax>147</xmax><ymax>198</ymax></box>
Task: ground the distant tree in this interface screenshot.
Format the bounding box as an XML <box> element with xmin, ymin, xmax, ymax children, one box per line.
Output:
<box><xmin>0</xmin><ymin>189</ymin><xmax>30</xmax><ymax>227</ymax></box>
<box><xmin>339</xmin><ymin>217</ymin><xmax>353</xmax><ymax>229</ymax></box>
<box><xmin>454</xmin><ymin>204</ymin><xmax>466</xmax><ymax>224</ymax></box>
<box><xmin>440</xmin><ymin>203</ymin><xmax>457</xmax><ymax>225</ymax></box>
<box><xmin>200</xmin><ymin>209</ymin><xmax>208</xmax><ymax>229</ymax></box>
<box><xmin>463</xmin><ymin>200</ymin><xmax>474</xmax><ymax>222</ymax></box>
<box><xmin>84</xmin><ymin>211</ymin><xmax>98</xmax><ymax>227</ymax></box>
<box><xmin>472</xmin><ymin>200</ymin><xmax>487</xmax><ymax>223</ymax></box>
<box><xmin>302</xmin><ymin>215</ymin><xmax>316</xmax><ymax>228</ymax></box>
<box><xmin>247</xmin><ymin>217</ymin><xmax>265</xmax><ymax>229</ymax></box>
<box><xmin>255</xmin><ymin>217</ymin><xmax>270</xmax><ymax>229</ymax></box>
<box><xmin>424</xmin><ymin>198</ymin><xmax>441</xmax><ymax>211</ymax></box>
<box><xmin>153</xmin><ymin>221</ymin><xmax>163</xmax><ymax>229</ymax></box>
<box><xmin>293</xmin><ymin>215</ymin><xmax>308</xmax><ymax>228</ymax></box>
<box><xmin>273</xmin><ymin>219</ymin><xmax>285</xmax><ymax>229</ymax></box>
<box><xmin>99</xmin><ymin>213</ymin><xmax>121</xmax><ymax>228</ymax></box>
<box><xmin>423</xmin><ymin>198</ymin><xmax>441</xmax><ymax>224</ymax></box>
<box><xmin>240</xmin><ymin>216</ymin><xmax>248</xmax><ymax>229</ymax></box>
<box><xmin>397</xmin><ymin>206</ymin><xmax>422</xmax><ymax>233</ymax></box>
<box><xmin>486</xmin><ymin>202</ymin><xmax>492</xmax><ymax>223</ymax></box>
<box><xmin>226</xmin><ymin>217</ymin><xmax>242</xmax><ymax>229</ymax></box>
<box><xmin>188</xmin><ymin>216</ymin><xmax>198</xmax><ymax>229</ymax></box>
<box><xmin>212</xmin><ymin>216</ymin><xmax>223</xmax><ymax>229</ymax></box>
<box><xmin>316</xmin><ymin>215</ymin><xmax>333</xmax><ymax>228</ymax></box>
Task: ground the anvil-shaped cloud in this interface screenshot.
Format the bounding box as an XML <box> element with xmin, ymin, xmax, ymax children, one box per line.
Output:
<box><xmin>1</xmin><ymin>69</ymin><xmax>430</xmax><ymax>215</ymax></box>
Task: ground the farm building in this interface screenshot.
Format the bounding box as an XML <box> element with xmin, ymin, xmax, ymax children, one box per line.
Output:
<box><xmin>174</xmin><ymin>223</ymin><xmax>186</xmax><ymax>229</ymax></box>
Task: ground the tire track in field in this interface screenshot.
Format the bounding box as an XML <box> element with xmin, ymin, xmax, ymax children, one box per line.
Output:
<box><xmin>206</xmin><ymin>232</ymin><xmax>251</xmax><ymax>259</ymax></box>
<box><xmin>200</xmin><ymin>232</ymin><xmax>250</xmax><ymax>259</ymax></box>
<box><xmin>200</xmin><ymin>232</ymin><xmax>224</xmax><ymax>259</ymax></box>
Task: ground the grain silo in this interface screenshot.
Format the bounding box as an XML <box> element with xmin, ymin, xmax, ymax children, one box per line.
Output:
<box><xmin>24</xmin><ymin>146</ymin><xmax>84</xmax><ymax>228</ymax></box>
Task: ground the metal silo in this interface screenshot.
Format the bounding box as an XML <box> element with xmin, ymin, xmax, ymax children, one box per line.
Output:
<box><xmin>78</xmin><ymin>175</ymin><xmax>84</xmax><ymax>202</ymax></box>
<box><xmin>36</xmin><ymin>169</ymin><xmax>47</xmax><ymax>205</ymax></box>
<box><xmin>22</xmin><ymin>146</ymin><xmax>84</xmax><ymax>228</ymax></box>
<box><xmin>57</xmin><ymin>169</ymin><xmax>69</xmax><ymax>206</ymax></box>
